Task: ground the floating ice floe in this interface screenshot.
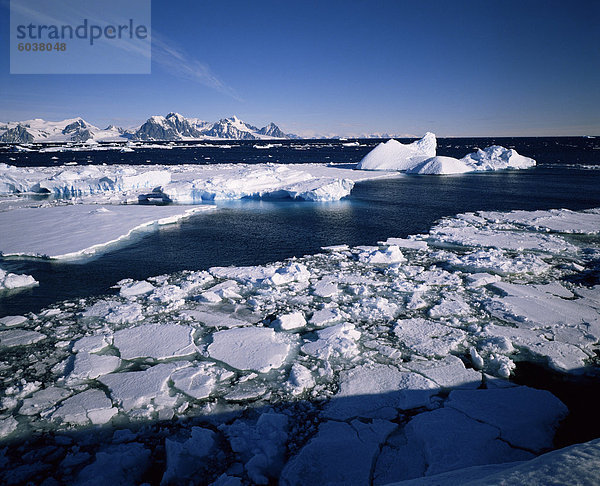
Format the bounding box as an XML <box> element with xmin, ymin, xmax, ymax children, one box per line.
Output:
<box><xmin>207</xmin><ymin>327</ymin><xmax>295</xmax><ymax>372</ymax></box>
<box><xmin>0</xmin><ymin>204</ymin><xmax>213</xmax><ymax>259</ymax></box>
<box><xmin>0</xmin><ymin>328</ymin><xmax>46</xmax><ymax>348</ymax></box>
<box><xmin>356</xmin><ymin>134</ymin><xmax>536</xmax><ymax>174</ymax></box>
<box><xmin>113</xmin><ymin>323</ymin><xmax>197</xmax><ymax>361</ymax></box>
<box><xmin>1</xmin><ymin>206</ymin><xmax>599</xmax><ymax>484</ymax></box>
<box><xmin>0</xmin><ymin>267</ymin><xmax>38</xmax><ymax>291</ymax></box>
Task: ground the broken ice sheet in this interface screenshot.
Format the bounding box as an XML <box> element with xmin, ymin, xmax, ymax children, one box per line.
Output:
<box><xmin>0</xmin><ymin>207</ymin><xmax>598</xmax><ymax>484</ymax></box>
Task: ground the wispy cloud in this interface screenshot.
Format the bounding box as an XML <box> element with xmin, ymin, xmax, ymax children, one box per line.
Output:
<box><xmin>152</xmin><ymin>33</ymin><xmax>241</xmax><ymax>101</ymax></box>
<box><xmin>8</xmin><ymin>1</ymin><xmax>239</xmax><ymax>99</ymax></box>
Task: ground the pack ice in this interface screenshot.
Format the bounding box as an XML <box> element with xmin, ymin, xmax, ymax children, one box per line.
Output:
<box><xmin>1</xmin><ymin>207</ymin><xmax>599</xmax><ymax>485</ymax></box>
<box><xmin>357</xmin><ymin>133</ymin><xmax>536</xmax><ymax>174</ymax></box>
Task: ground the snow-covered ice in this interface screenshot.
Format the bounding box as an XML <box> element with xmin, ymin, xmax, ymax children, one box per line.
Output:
<box><xmin>51</xmin><ymin>389</ymin><xmax>117</xmax><ymax>425</ymax></box>
<box><xmin>161</xmin><ymin>427</ymin><xmax>215</xmax><ymax>485</ymax></box>
<box><xmin>0</xmin><ymin>328</ymin><xmax>45</xmax><ymax>347</ymax></box>
<box><xmin>207</xmin><ymin>327</ymin><xmax>294</xmax><ymax>372</ymax></box>
<box><xmin>281</xmin><ymin>419</ymin><xmax>397</xmax><ymax>486</ymax></box>
<box><xmin>0</xmin><ymin>267</ymin><xmax>38</xmax><ymax>291</ymax></box>
<box><xmin>382</xmin><ymin>438</ymin><xmax>600</xmax><ymax>486</ymax></box>
<box><xmin>99</xmin><ymin>362</ymin><xmax>184</xmax><ymax>412</ymax></box>
<box><xmin>0</xmin><ymin>204</ymin><xmax>213</xmax><ymax>259</ymax></box>
<box><xmin>0</xmin><ymin>161</ymin><xmax>394</xmax><ymax>204</ymax></box>
<box><xmin>324</xmin><ymin>363</ymin><xmax>438</xmax><ymax>420</ymax></box>
<box><xmin>446</xmin><ymin>387</ymin><xmax>568</xmax><ymax>452</ymax></box>
<box><xmin>113</xmin><ymin>323</ymin><xmax>197</xmax><ymax>360</ymax></box>
<box><xmin>272</xmin><ymin>311</ymin><xmax>306</xmax><ymax>331</ymax></box>
<box><xmin>394</xmin><ymin>318</ymin><xmax>466</xmax><ymax>358</ymax></box>
<box><xmin>301</xmin><ymin>322</ymin><xmax>361</xmax><ymax>361</ymax></box>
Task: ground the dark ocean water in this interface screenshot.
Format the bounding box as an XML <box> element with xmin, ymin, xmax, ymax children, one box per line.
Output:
<box><xmin>1</xmin><ymin>137</ymin><xmax>600</xmax><ymax>316</ymax></box>
<box><xmin>2</xmin><ymin>136</ymin><xmax>599</xmax><ymax>167</ymax></box>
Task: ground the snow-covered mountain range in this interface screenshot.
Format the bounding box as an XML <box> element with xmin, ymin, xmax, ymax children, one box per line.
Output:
<box><xmin>0</xmin><ymin>113</ymin><xmax>300</xmax><ymax>143</ymax></box>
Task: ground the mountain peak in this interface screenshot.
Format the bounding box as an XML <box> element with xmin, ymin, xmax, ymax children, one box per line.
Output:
<box><xmin>166</xmin><ymin>112</ymin><xmax>185</xmax><ymax>121</ymax></box>
<box><xmin>0</xmin><ymin>113</ymin><xmax>297</xmax><ymax>143</ymax></box>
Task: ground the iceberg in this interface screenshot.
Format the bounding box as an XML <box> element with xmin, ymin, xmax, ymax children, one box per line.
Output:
<box><xmin>406</xmin><ymin>156</ymin><xmax>473</xmax><ymax>175</ymax></box>
<box><xmin>356</xmin><ymin>133</ymin><xmax>437</xmax><ymax>171</ymax></box>
<box><xmin>356</xmin><ymin>135</ymin><xmax>536</xmax><ymax>174</ymax></box>
<box><xmin>461</xmin><ymin>145</ymin><xmax>536</xmax><ymax>171</ymax></box>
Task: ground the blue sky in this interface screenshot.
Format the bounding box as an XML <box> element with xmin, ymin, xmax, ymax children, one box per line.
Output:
<box><xmin>1</xmin><ymin>0</ymin><xmax>598</xmax><ymax>136</ymax></box>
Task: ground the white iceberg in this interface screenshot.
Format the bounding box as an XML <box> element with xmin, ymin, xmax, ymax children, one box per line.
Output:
<box><xmin>461</xmin><ymin>145</ymin><xmax>536</xmax><ymax>171</ymax></box>
<box><xmin>356</xmin><ymin>133</ymin><xmax>437</xmax><ymax>171</ymax></box>
<box><xmin>406</xmin><ymin>156</ymin><xmax>473</xmax><ymax>175</ymax></box>
<box><xmin>356</xmin><ymin>135</ymin><xmax>536</xmax><ymax>174</ymax></box>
